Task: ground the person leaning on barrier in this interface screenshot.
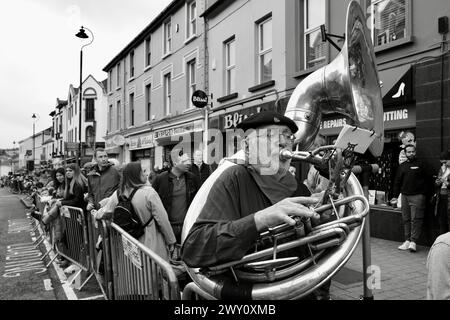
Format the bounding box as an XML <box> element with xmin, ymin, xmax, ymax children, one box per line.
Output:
<box><xmin>53</xmin><ymin>164</ymin><xmax>88</xmax><ymax>210</ymax></box>
<box><xmin>86</xmin><ymin>149</ymin><xmax>121</xmax><ymax>212</ymax></box>
<box><xmin>427</xmin><ymin>231</ymin><xmax>450</xmax><ymax>300</ymax></box>
<box><xmin>94</xmin><ymin>162</ymin><xmax>177</xmax><ymax>262</ymax></box>
<box><xmin>181</xmin><ymin>110</ymin><xmax>319</xmax><ymax>268</ymax></box>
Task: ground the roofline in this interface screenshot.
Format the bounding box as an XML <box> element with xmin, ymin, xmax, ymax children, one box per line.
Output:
<box><xmin>200</xmin><ymin>0</ymin><xmax>235</xmax><ymax>18</ymax></box>
<box><xmin>102</xmin><ymin>0</ymin><xmax>184</xmax><ymax>72</ymax></box>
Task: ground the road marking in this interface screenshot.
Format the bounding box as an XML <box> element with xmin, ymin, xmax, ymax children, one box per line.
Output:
<box><xmin>43</xmin><ymin>279</ymin><xmax>53</xmax><ymax>291</ymax></box>
<box><xmin>2</xmin><ymin>239</ymin><xmax>46</xmax><ymax>277</ymax></box>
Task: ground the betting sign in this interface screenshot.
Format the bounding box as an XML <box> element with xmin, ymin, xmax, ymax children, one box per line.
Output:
<box><xmin>191</xmin><ymin>90</ymin><xmax>208</xmax><ymax>108</ymax></box>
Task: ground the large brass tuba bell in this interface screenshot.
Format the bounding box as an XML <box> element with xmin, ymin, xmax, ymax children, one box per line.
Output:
<box><xmin>181</xmin><ymin>1</ymin><xmax>383</xmax><ymax>300</ymax></box>
<box><xmin>285</xmin><ymin>1</ymin><xmax>384</xmax><ymax>157</ymax></box>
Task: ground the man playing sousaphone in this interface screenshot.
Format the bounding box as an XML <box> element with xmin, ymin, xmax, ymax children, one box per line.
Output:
<box><xmin>181</xmin><ymin>111</ymin><xmax>331</xmax><ymax>299</ymax></box>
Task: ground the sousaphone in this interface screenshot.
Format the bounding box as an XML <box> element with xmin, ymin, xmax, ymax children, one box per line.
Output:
<box><xmin>181</xmin><ymin>1</ymin><xmax>383</xmax><ymax>300</ymax></box>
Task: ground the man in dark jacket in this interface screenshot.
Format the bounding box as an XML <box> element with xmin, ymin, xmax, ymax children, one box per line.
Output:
<box><xmin>181</xmin><ymin>111</ymin><xmax>318</xmax><ymax>268</ymax></box>
<box><xmin>86</xmin><ymin>149</ymin><xmax>121</xmax><ymax>211</ymax></box>
<box><xmin>153</xmin><ymin>152</ymin><xmax>200</xmax><ymax>243</ymax></box>
<box><xmin>190</xmin><ymin>149</ymin><xmax>211</xmax><ymax>186</ymax></box>
<box><xmin>391</xmin><ymin>144</ymin><xmax>433</xmax><ymax>252</ymax></box>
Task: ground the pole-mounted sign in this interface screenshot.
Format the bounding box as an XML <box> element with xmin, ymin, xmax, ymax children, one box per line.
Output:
<box><xmin>191</xmin><ymin>90</ymin><xmax>209</xmax><ymax>109</ymax></box>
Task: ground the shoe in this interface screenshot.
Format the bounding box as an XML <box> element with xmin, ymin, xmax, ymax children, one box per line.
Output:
<box><xmin>59</xmin><ymin>260</ymin><xmax>71</xmax><ymax>269</ymax></box>
<box><xmin>408</xmin><ymin>242</ymin><xmax>417</xmax><ymax>252</ymax></box>
<box><xmin>30</xmin><ymin>211</ymin><xmax>42</xmax><ymax>221</ymax></box>
<box><xmin>398</xmin><ymin>240</ymin><xmax>410</xmax><ymax>250</ymax></box>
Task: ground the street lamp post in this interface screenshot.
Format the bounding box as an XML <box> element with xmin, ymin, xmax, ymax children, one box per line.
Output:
<box><xmin>75</xmin><ymin>26</ymin><xmax>94</xmax><ymax>166</ymax></box>
<box><xmin>32</xmin><ymin>114</ymin><xmax>37</xmax><ymax>172</ymax></box>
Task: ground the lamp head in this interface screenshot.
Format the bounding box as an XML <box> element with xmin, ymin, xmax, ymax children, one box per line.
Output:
<box><xmin>32</xmin><ymin>113</ymin><xmax>37</xmax><ymax>119</ymax></box>
<box><xmin>76</xmin><ymin>27</ymin><xmax>89</xmax><ymax>39</ymax></box>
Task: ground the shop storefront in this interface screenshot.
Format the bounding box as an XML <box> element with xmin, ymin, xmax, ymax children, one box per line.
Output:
<box><xmin>105</xmin><ymin>135</ymin><xmax>125</xmax><ymax>163</ymax></box>
<box><xmin>153</xmin><ymin>119</ymin><xmax>204</xmax><ymax>168</ymax></box>
<box><xmin>129</xmin><ymin>132</ymin><xmax>155</xmax><ymax>174</ymax></box>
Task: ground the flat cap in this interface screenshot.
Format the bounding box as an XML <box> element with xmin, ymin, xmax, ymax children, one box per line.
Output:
<box><xmin>440</xmin><ymin>150</ymin><xmax>450</xmax><ymax>160</ymax></box>
<box><xmin>236</xmin><ymin>110</ymin><xmax>298</xmax><ymax>133</ymax></box>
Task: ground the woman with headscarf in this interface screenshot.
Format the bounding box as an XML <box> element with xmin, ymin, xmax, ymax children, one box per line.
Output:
<box><xmin>96</xmin><ymin>161</ymin><xmax>176</xmax><ymax>261</ymax></box>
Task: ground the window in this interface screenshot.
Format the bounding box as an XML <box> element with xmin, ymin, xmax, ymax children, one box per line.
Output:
<box><xmin>129</xmin><ymin>51</ymin><xmax>135</xmax><ymax>78</ymax></box>
<box><xmin>109</xmin><ymin>70</ymin><xmax>112</xmax><ymax>92</ymax></box>
<box><xmin>117</xmin><ymin>100</ymin><xmax>121</xmax><ymax>130</ymax></box>
<box><xmin>85</xmin><ymin>98</ymin><xmax>95</xmax><ymax>121</ymax></box>
<box><xmin>187</xmin><ymin>59</ymin><xmax>196</xmax><ymax>108</ymax></box>
<box><xmin>258</xmin><ymin>17</ymin><xmax>272</xmax><ymax>83</ymax></box>
<box><xmin>86</xmin><ymin>126</ymin><xmax>95</xmax><ymax>147</ymax></box>
<box><xmin>164</xmin><ymin>73</ymin><xmax>171</xmax><ymax>116</ymax></box>
<box><xmin>129</xmin><ymin>93</ymin><xmax>135</xmax><ymax>126</ymax></box>
<box><xmin>225</xmin><ymin>38</ymin><xmax>236</xmax><ymax>95</ymax></box>
<box><xmin>164</xmin><ymin>19</ymin><xmax>172</xmax><ymax>55</ymax></box>
<box><xmin>145</xmin><ymin>37</ymin><xmax>151</xmax><ymax>67</ymax></box>
<box><xmin>145</xmin><ymin>84</ymin><xmax>152</xmax><ymax>121</ymax></box>
<box><xmin>186</xmin><ymin>1</ymin><xmax>197</xmax><ymax>39</ymax></box>
<box><xmin>108</xmin><ymin>105</ymin><xmax>113</xmax><ymax>131</ymax></box>
<box><xmin>304</xmin><ymin>0</ymin><xmax>326</xmax><ymax>69</ymax></box>
<box><xmin>75</xmin><ymin>127</ymin><xmax>77</xmax><ymax>142</ymax></box>
<box><xmin>117</xmin><ymin>62</ymin><xmax>121</xmax><ymax>87</ymax></box>
<box><xmin>368</xmin><ymin>0</ymin><xmax>408</xmax><ymax>47</ymax></box>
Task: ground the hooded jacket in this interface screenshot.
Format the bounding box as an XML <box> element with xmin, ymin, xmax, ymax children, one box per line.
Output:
<box><xmin>87</xmin><ymin>162</ymin><xmax>121</xmax><ymax>210</ymax></box>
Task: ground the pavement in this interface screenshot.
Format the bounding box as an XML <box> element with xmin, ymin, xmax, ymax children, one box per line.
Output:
<box><xmin>330</xmin><ymin>237</ymin><xmax>430</xmax><ymax>300</ymax></box>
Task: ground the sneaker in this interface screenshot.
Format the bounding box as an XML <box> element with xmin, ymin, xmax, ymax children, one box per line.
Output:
<box><xmin>398</xmin><ymin>240</ymin><xmax>410</xmax><ymax>250</ymax></box>
<box><xmin>408</xmin><ymin>242</ymin><xmax>417</xmax><ymax>252</ymax></box>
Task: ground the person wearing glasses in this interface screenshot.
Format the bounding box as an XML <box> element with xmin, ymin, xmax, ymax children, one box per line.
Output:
<box><xmin>181</xmin><ymin>110</ymin><xmax>319</xmax><ymax>268</ymax></box>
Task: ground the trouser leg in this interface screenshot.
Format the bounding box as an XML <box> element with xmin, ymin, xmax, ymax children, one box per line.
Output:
<box><xmin>410</xmin><ymin>194</ymin><xmax>425</xmax><ymax>243</ymax></box>
<box><xmin>437</xmin><ymin>197</ymin><xmax>449</xmax><ymax>235</ymax></box>
<box><xmin>401</xmin><ymin>195</ymin><xmax>412</xmax><ymax>241</ymax></box>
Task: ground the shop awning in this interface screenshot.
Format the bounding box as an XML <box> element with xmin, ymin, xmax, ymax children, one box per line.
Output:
<box><xmin>378</xmin><ymin>64</ymin><xmax>413</xmax><ymax>104</ymax></box>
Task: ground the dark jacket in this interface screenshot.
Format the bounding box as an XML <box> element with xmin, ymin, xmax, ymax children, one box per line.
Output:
<box><xmin>87</xmin><ymin>163</ymin><xmax>121</xmax><ymax>209</ymax></box>
<box><xmin>152</xmin><ymin>170</ymin><xmax>200</xmax><ymax>219</ymax></box>
<box><xmin>393</xmin><ymin>158</ymin><xmax>433</xmax><ymax>198</ymax></box>
<box><xmin>61</xmin><ymin>179</ymin><xmax>86</xmax><ymax>209</ymax></box>
<box><xmin>190</xmin><ymin>162</ymin><xmax>211</xmax><ymax>186</ymax></box>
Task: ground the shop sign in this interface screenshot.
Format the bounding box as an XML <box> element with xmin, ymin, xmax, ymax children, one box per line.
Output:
<box><xmin>221</xmin><ymin>105</ymin><xmax>263</xmax><ymax>131</ymax></box>
<box><xmin>192</xmin><ymin>90</ymin><xmax>209</xmax><ymax>108</ymax></box>
<box><xmin>154</xmin><ymin>120</ymin><xmax>203</xmax><ymax>139</ymax></box>
<box><xmin>319</xmin><ymin>106</ymin><xmax>416</xmax><ymax>135</ymax></box>
<box><xmin>130</xmin><ymin>133</ymin><xmax>155</xmax><ymax>150</ymax></box>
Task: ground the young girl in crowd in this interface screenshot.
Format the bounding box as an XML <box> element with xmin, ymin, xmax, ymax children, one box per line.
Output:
<box><xmin>96</xmin><ymin>161</ymin><xmax>176</xmax><ymax>262</ymax></box>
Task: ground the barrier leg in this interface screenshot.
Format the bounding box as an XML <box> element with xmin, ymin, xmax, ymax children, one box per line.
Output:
<box><xmin>79</xmin><ymin>272</ymin><xmax>95</xmax><ymax>291</ymax></box>
<box><xmin>34</xmin><ymin>237</ymin><xmax>45</xmax><ymax>249</ymax></box>
<box><xmin>45</xmin><ymin>254</ymin><xmax>59</xmax><ymax>268</ymax></box>
<box><xmin>40</xmin><ymin>248</ymin><xmax>53</xmax><ymax>261</ymax></box>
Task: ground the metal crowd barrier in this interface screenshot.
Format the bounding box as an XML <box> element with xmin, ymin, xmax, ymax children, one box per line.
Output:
<box><xmin>108</xmin><ymin>221</ymin><xmax>181</xmax><ymax>300</ymax></box>
<box><xmin>87</xmin><ymin>211</ymin><xmax>113</xmax><ymax>299</ymax></box>
<box><xmin>32</xmin><ymin>195</ymin><xmax>55</xmax><ymax>268</ymax></box>
<box><xmin>51</xmin><ymin>205</ymin><xmax>92</xmax><ymax>289</ymax></box>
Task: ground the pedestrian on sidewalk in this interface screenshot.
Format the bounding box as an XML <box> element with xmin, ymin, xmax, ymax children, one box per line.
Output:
<box><xmin>391</xmin><ymin>144</ymin><xmax>433</xmax><ymax>252</ymax></box>
<box><xmin>434</xmin><ymin>150</ymin><xmax>450</xmax><ymax>236</ymax></box>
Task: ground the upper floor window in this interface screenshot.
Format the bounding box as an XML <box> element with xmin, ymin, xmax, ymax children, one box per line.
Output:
<box><xmin>145</xmin><ymin>84</ymin><xmax>152</xmax><ymax>121</ymax></box>
<box><xmin>164</xmin><ymin>19</ymin><xmax>172</xmax><ymax>55</ymax></box>
<box><xmin>85</xmin><ymin>98</ymin><xmax>95</xmax><ymax>121</ymax></box>
<box><xmin>164</xmin><ymin>73</ymin><xmax>171</xmax><ymax>116</ymax></box>
<box><xmin>257</xmin><ymin>16</ymin><xmax>272</xmax><ymax>83</ymax></box>
<box><xmin>225</xmin><ymin>38</ymin><xmax>236</xmax><ymax>95</ymax></box>
<box><xmin>129</xmin><ymin>51</ymin><xmax>135</xmax><ymax>78</ymax></box>
<box><xmin>187</xmin><ymin>59</ymin><xmax>196</xmax><ymax>108</ymax></box>
<box><xmin>108</xmin><ymin>105</ymin><xmax>113</xmax><ymax>132</ymax></box>
<box><xmin>145</xmin><ymin>37</ymin><xmax>151</xmax><ymax>67</ymax></box>
<box><xmin>117</xmin><ymin>100</ymin><xmax>121</xmax><ymax>130</ymax></box>
<box><xmin>129</xmin><ymin>93</ymin><xmax>135</xmax><ymax>126</ymax></box>
<box><xmin>117</xmin><ymin>62</ymin><xmax>121</xmax><ymax>87</ymax></box>
<box><xmin>186</xmin><ymin>1</ymin><xmax>197</xmax><ymax>39</ymax></box>
<box><xmin>304</xmin><ymin>0</ymin><xmax>326</xmax><ymax>69</ymax></box>
<box><xmin>368</xmin><ymin>0</ymin><xmax>408</xmax><ymax>47</ymax></box>
<box><xmin>109</xmin><ymin>70</ymin><xmax>113</xmax><ymax>92</ymax></box>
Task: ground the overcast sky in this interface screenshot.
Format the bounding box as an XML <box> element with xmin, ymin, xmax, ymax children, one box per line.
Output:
<box><xmin>0</xmin><ymin>0</ymin><xmax>172</xmax><ymax>149</ymax></box>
